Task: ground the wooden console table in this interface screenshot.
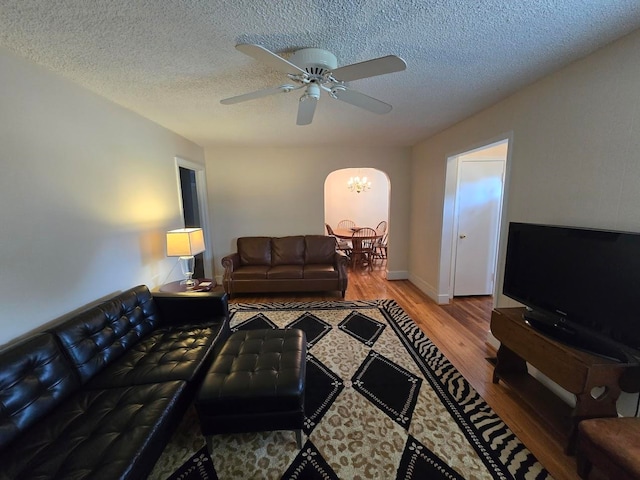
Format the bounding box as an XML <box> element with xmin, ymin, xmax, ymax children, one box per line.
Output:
<box><xmin>490</xmin><ymin>307</ymin><xmax>639</xmax><ymax>453</ymax></box>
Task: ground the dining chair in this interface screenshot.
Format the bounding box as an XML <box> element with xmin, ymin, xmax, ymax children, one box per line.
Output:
<box><xmin>337</xmin><ymin>219</ymin><xmax>356</xmax><ymax>230</ymax></box>
<box><xmin>351</xmin><ymin>227</ymin><xmax>377</xmax><ymax>270</ymax></box>
<box><xmin>326</xmin><ymin>223</ymin><xmax>352</xmax><ymax>258</ymax></box>
<box><xmin>374</xmin><ymin>233</ymin><xmax>388</xmax><ymax>262</ymax></box>
<box><xmin>325</xmin><ymin>223</ymin><xmax>334</xmax><ymax>236</ymax></box>
<box><xmin>373</xmin><ymin>221</ymin><xmax>388</xmax><ymax>263</ymax></box>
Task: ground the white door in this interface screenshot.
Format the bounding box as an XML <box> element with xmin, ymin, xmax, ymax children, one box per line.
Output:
<box><xmin>453</xmin><ymin>160</ymin><xmax>504</xmax><ymax>296</ymax></box>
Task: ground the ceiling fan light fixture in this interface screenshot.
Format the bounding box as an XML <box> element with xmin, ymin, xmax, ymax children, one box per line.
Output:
<box><xmin>301</xmin><ymin>83</ymin><xmax>320</xmax><ymax>101</ymax></box>
<box><xmin>297</xmin><ymin>84</ymin><xmax>319</xmax><ymax>125</ymax></box>
<box><xmin>330</xmin><ymin>85</ymin><xmax>346</xmax><ymax>99</ymax></box>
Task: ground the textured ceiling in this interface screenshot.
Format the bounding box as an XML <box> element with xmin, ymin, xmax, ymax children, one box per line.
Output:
<box><xmin>2</xmin><ymin>1</ymin><xmax>640</xmax><ymax>147</ymax></box>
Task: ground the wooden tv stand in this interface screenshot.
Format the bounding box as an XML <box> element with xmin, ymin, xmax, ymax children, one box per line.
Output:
<box><xmin>490</xmin><ymin>307</ymin><xmax>640</xmax><ymax>453</ymax></box>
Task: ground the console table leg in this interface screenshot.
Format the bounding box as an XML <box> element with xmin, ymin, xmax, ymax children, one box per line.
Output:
<box><xmin>565</xmin><ymin>387</ymin><xmax>621</xmax><ymax>454</ymax></box>
<box><xmin>493</xmin><ymin>345</ymin><xmax>528</xmax><ymax>384</ymax></box>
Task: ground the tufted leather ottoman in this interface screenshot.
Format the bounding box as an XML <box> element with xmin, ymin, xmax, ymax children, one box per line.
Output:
<box><xmin>195</xmin><ymin>328</ymin><xmax>307</xmax><ymax>452</ymax></box>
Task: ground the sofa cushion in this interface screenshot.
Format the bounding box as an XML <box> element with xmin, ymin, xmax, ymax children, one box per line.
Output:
<box><xmin>304</xmin><ymin>264</ymin><xmax>339</xmax><ymax>279</ymax></box>
<box><xmin>238</xmin><ymin>237</ymin><xmax>272</xmax><ymax>266</ymax></box>
<box><xmin>0</xmin><ymin>334</ymin><xmax>80</xmax><ymax>450</ymax></box>
<box><xmin>52</xmin><ymin>286</ymin><xmax>159</xmax><ymax>384</ymax></box>
<box><xmin>272</xmin><ymin>236</ymin><xmax>305</xmax><ymax>266</ymax></box>
<box><xmin>233</xmin><ymin>265</ymin><xmax>269</xmax><ymax>279</ymax></box>
<box><xmin>305</xmin><ymin>235</ymin><xmax>337</xmax><ymax>264</ymax></box>
<box><xmin>84</xmin><ymin>324</ymin><xmax>225</xmax><ymax>389</ymax></box>
<box><xmin>267</xmin><ymin>265</ymin><xmax>304</xmax><ymax>279</ymax></box>
<box><xmin>0</xmin><ymin>381</ymin><xmax>188</xmax><ymax>480</ymax></box>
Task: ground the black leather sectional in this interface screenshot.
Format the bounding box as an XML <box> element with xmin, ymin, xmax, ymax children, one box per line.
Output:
<box><xmin>0</xmin><ymin>285</ymin><xmax>230</xmax><ymax>480</ymax></box>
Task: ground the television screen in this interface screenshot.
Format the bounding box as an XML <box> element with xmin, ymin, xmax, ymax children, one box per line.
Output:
<box><xmin>503</xmin><ymin>222</ymin><xmax>640</xmax><ymax>361</ymax></box>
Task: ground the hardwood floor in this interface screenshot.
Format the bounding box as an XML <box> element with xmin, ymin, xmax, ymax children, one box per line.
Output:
<box><xmin>227</xmin><ymin>264</ymin><xmax>579</xmax><ymax>480</ymax></box>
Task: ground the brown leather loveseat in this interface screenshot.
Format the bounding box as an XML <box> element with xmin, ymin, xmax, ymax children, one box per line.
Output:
<box><xmin>221</xmin><ymin>235</ymin><xmax>348</xmax><ymax>298</ymax></box>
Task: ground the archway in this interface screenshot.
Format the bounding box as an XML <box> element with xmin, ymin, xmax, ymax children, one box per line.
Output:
<box><xmin>324</xmin><ymin>167</ymin><xmax>390</xmax><ymax>267</ymax></box>
<box><xmin>324</xmin><ymin>167</ymin><xmax>389</xmax><ymax>228</ymax></box>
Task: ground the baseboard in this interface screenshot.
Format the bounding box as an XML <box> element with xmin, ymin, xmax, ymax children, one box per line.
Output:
<box><xmin>408</xmin><ymin>273</ymin><xmax>449</xmax><ymax>304</ymax></box>
<box><xmin>434</xmin><ymin>293</ymin><xmax>450</xmax><ymax>305</ymax></box>
<box><xmin>486</xmin><ymin>331</ymin><xmax>500</xmax><ymax>350</ymax></box>
<box><xmin>386</xmin><ymin>270</ymin><xmax>409</xmax><ymax>281</ymax></box>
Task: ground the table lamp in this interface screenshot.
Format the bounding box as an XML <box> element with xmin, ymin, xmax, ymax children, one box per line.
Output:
<box><xmin>166</xmin><ymin>228</ymin><xmax>205</xmax><ymax>288</ymax></box>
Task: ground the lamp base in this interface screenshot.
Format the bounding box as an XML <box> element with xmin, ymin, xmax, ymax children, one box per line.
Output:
<box><xmin>180</xmin><ymin>278</ymin><xmax>199</xmax><ymax>288</ymax></box>
<box><xmin>178</xmin><ymin>256</ymin><xmax>197</xmax><ymax>289</ymax></box>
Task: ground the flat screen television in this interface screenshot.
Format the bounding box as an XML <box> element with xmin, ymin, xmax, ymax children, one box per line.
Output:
<box><xmin>503</xmin><ymin>222</ymin><xmax>640</xmax><ymax>363</ymax></box>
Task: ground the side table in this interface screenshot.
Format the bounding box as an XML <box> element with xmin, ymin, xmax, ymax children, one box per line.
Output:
<box><xmin>159</xmin><ymin>278</ymin><xmax>217</xmax><ymax>293</ymax></box>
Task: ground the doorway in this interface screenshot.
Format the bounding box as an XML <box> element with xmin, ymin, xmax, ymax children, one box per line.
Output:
<box><xmin>438</xmin><ymin>139</ymin><xmax>509</xmax><ymax>302</ymax></box>
<box><xmin>324</xmin><ymin>168</ymin><xmax>390</xmax><ymax>229</ymax></box>
<box><xmin>178</xmin><ymin>167</ymin><xmax>204</xmax><ymax>279</ymax></box>
<box><xmin>175</xmin><ymin>157</ymin><xmax>212</xmax><ymax>279</ymax></box>
<box><xmin>324</xmin><ymin>167</ymin><xmax>391</xmax><ymax>275</ymax></box>
<box><xmin>453</xmin><ymin>158</ymin><xmax>504</xmax><ymax>295</ymax></box>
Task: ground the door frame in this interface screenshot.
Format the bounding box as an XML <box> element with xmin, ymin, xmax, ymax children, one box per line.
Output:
<box><xmin>174</xmin><ymin>156</ymin><xmax>213</xmax><ymax>279</ymax></box>
<box><xmin>437</xmin><ymin>135</ymin><xmax>512</xmax><ymax>304</ymax></box>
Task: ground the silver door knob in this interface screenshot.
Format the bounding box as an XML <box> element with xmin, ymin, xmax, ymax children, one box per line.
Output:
<box><xmin>459</xmin><ymin>234</ymin><xmax>467</xmax><ymax>239</ymax></box>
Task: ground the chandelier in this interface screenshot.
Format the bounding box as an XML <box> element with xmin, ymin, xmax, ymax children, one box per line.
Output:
<box><xmin>347</xmin><ymin>175</ymin><xmax>371</xmax><ymax>193</ymax></box>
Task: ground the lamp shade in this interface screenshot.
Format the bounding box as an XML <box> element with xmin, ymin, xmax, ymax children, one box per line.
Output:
<box><xmin>166</xmin><ymin>228</ymin><xmax>205</xmax><ymax>257</ymax></box>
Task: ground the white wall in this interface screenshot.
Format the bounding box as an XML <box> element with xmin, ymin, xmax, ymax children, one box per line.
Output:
<box><xmin>410</xmin><ymin>29</ymin><xmax>640</xmax><ymax>414</ymax></box>
<box><xmin>204</xmin><ymin>146</ymin><xmax>411</xmax><ymax>282</ymax></box>
<box><xmin>0</xmin><ymin>48</ymin><xmax>205</xmax><ymax>346</ymax></box>
<box><xmin>410</xmin><ymin>28</ymin><xmax>640</xmax><ymax>304</ymax></box>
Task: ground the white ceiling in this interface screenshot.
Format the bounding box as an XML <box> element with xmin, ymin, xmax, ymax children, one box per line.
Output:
<box><xmin>2</xmin><ymin>1</ymin><xmax>640</xmax><ymax>147</ymax></box>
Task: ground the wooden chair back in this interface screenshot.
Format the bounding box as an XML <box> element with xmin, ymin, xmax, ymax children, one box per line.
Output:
<box><xmin>326</xmin><ymin>223</ymin><xmax>351</xmax><ymax>257</ymax></box>
<box><xmin>351</xmin><ymin>227</ymin><xmax>377</xmax><ymax>270</ymax></box>
<box><xmin>337</xmin><ymin>219</ymin><xmax>356</xmax><ymax>229</ymax></box>
<box><xmin>325</xmin><ymin>223</ymin><xmax>335</xmax><ymax>235</ymax></box>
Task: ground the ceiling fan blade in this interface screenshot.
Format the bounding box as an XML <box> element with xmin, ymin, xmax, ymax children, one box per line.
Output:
<box><xmin>236</xmin><ymin>44</ymin><xmax>307</xmax><ymax>76</ymax></box>
<box><xmin>220</xmin><ymin>84</ymin><xmax>297</xmax><ymax>105</ymax></box>
<box><xmin>296</xmin><ymin>94</ymin><xmax>318</xmax><ymax>125</ymax></box>
<box><xmin>331</xmin><ymin>55</ymin><xmax>406</xmax><ymax>82</ymax></box>
<box><xmin>332</xmin><ymin>88</ymin><xmax>392</xmax><ymax>114</ymax></box>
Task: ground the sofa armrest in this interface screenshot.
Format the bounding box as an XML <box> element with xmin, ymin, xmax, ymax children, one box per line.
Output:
<box><xmin>221</xmin><ymin>253</ymin><xmax>240</xmax><ymax>296</ymax></box>
<box><xmin>334</xmin><ymin>251</ymin><xmax>349</xmax><ymax>270</ymax></box>
<box><xmin>152</xmin><ymin>290</ymin><xmax>229</xmax><ymax>327</ymax></box>
<box><xmin>334</xmin><ymin>252</ymin><xmax>349</xmax><ymax>295</ymax></box>
<box><xmin>221</xmin><ymin>253</ymin><xmax>239</xmax><ymax>272</ymax></box>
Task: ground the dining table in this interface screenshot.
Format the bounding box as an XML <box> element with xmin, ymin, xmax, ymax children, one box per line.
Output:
<box><xmin>333</xmin><ymin>227</ymin><xmax>382</xmax><ymax>268</ymax></box>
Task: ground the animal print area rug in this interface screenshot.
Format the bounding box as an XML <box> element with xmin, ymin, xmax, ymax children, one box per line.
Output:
<box><xmin>149</xmin><ymin>300</ymin><xmax>551</xmax><ymax>480</ymax></box>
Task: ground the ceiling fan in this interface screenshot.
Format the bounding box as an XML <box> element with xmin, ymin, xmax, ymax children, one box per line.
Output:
<box><xmin>221</xmin><ymin>44</ymin><xmax>407</xmax><ymax>125</ymax></box>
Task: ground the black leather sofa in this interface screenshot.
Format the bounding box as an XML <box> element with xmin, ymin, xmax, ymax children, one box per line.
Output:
<box><xmin>0</xmin><ymin>285</ymin><xmax>230</xmax><ymax>480</ymax></box>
